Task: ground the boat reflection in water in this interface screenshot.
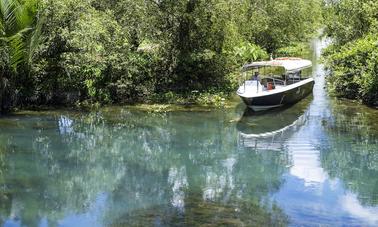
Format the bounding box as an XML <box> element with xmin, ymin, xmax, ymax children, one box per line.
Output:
<box><xmin>237</xmin><ymin>99</ymin><xmax>311</xmax><ymax>150</ymax></box>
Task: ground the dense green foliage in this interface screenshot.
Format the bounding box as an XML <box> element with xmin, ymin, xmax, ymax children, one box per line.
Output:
<box><xmin>1</xmin><ymin>0</ymin><xmax>322</xmax><ymax>111</ymax></box>
<box><xmin>322</xmin><ymin>0</ymin><xmax>378</xmax><ymax>106</ymax></box>
<box><xmin>0</xmin><ymin>0</ymin><xmax>41</xmax><ymax>111</ymax></box>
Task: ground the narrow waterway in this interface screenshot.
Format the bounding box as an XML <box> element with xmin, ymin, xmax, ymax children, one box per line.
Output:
<box><xmin>0</xmin><ymin>39</ymin><xmax>377</xmax><ymax>226</ymax></box>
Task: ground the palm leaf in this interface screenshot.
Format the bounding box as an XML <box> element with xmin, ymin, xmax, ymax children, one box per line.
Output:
<box><xmin>15</xmin><ymin>2</ymin><xmax>33</xmax><ymax>30</ymax></box>
<box><xmin>8</xmin><ymin>33</ymin><xmax>25</xmax><ymax>71</ymax></box>
<box><xmin>0</xmin><ymin>16</ymin><xmax>4</xmax><ymax>35</ymax></box>
<box><xmin>0</xmin><ymin>0</ymin><xmax>19</xmax><ymax>34</ymax></box>
<box><xmin>28</xmin><ymin>14</ymin><xmax>44</xmax><ymax>65</ymax></box>
<box><xmin>1</xmin><ymin>0</ymin><xmax>34</xmax><ymax>35</ymax></box>
<box><xmin>1</xmin><ymin>27</ymin><xmax>31</xmax><ymax>71</ymax></box>
<box><xmin>1</xmin><ymin>0</ymin><xmax>39</xmax><ymax>72</ymax></box>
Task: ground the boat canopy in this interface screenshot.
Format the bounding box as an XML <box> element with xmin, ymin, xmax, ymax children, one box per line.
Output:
<box><xmin>242</xmin><ymin>57</ymin><xmax>312</xmax><ymax>72</ymax></box>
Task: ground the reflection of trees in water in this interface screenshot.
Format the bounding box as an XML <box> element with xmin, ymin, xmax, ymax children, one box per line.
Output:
<box><xmin>110</xmin><ymin>194</ymin><xmax>288</xmax><ymax>226</ymax></box>
<box><xmin>0</xmin><ymin>115</ymin><xmax>125</xmax><ymax>226</ymax></box>
<box><xmin>321</xmin><ymin>102</ymin><xmax>378</xmax><ymax>206</ymax></box>
<box><xmin>0</xmin><ymin>134</ymin><xmax>11</xmax><ymax>222</ymax></box>
<box><xmin>0</xmin><ymin>109</ymin><xmax>289</xmax><ymax>225</ymax></box>
<box><xmin>103</xmin><ymin>109</ymin><xmax>289</xmax><ymax>225</ymax></box>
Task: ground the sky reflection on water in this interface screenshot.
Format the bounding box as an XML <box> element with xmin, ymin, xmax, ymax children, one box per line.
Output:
<box><xmin>0</xmin><ymin>39</ymin><xmax>378</xmax><ymax>226</ymax></box>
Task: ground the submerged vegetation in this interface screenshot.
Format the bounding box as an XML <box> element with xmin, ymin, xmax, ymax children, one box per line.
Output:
<box><xmin>0</xmin><ymin>0</ymin><xmax>323</xmax><ymax>112</ymax></box>
<box><xmin>322</xmin><ymin>0</ymin><xmax>378</xmax><ymax>106</ymax></box>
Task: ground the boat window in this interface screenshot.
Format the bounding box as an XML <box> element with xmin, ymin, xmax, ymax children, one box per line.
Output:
<box><xmin>287</xmin><ymin>72</ymin><xmax>300</xmax><ymax>79</ymax></box>
<box><xmin>244</xmin><ymin>67</ymin><xmax>283</xmax><ymax>79</ymax></box>
<box><xmin>244</xmin><ymin>66</ymin><xmax>288</xmax><ymax>82</ymax></box>
<box><xmin>246</xmin><ymin>69</ymin><xmax>260</xmax><ymax>80</ymax></box>
<box><xmin>301</xmin><ymin>67</ymin><xmax>311</xmax><ymax>78</ymax></box>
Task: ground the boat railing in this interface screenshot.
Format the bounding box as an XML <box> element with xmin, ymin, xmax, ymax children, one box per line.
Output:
<box><xmin>271</xmin><ymin>78</ymin><xmax>286</xmax><ymax>86</ymax></box>
<box><xmin>238</xmin><ymin>75</ymin><xmax>288</xmax><ymax>94</ymax></box>
<box><xmin>238</xmin><ymin>73</ymin><xmax>261</xmax><ymax>94</ymax></box>
<box><xmin>263</xmin><ymin>77</ymin><xmax>286</xmax><ymax>89</ymax></box>
<box><xmin>245</xmin><ymin>80</ymin><xmax>261</xmax><ymax>94</ymax></box>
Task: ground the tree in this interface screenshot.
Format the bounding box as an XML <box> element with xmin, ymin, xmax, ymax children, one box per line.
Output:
<box><xmin>245</xmin><ymin>0</ymin><xmax>322</xmax><ymax>54</ymax></box>
<box><xmin>0</xmin><ymin>0</ymin><xmax>41</xmax><ymax>112</ymax></box>
<box><xmin>2</xmin><ymin>0</ymin><xmax>323</xmax><ymax>109</ymax></box>
<box><xmin>323</xmin><ymin>0</ymin><xmax>378</xmax><ymax>105</ymax></box>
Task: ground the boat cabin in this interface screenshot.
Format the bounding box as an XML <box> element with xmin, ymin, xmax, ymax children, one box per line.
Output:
<box><xmin>237</xmin><ymin>57</ymin><xmax>314</xmax><ymax>111</ymax></box>
<box><xmin>239</xmin><ymin>57</ymin><xmax>312</xmax><ymax>93</ymax></box>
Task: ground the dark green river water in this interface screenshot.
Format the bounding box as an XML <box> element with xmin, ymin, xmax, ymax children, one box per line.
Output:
<box><xmin>0</xmin><ymin>40</ymin><xmax>377</xmax><ymax>226</ymax></box>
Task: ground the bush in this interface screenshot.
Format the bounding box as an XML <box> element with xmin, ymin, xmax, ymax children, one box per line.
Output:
<box><xmin>276</xmin><ymin>42</ymin><xmax>311</xmax><ymax>58</ymax></box>
<box><xmin>232</xmin><ymin>42</ymin><xmax>269</xmax><ymax>65</ymax></box>
<box><xmin>323</xmin><ymin>34</ymin><xmax>378</xmax><ymax>105</ymax></box>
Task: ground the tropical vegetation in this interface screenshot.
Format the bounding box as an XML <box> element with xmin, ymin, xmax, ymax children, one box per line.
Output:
<box><xmin>1</xmin><ymin>0</ymin><xmax>323</xmax><ymax>113</ymax></box>
<box><xmin>322</xmin><ymin>0</ymin><xmax>378</xmax><ymax>106</ymax></box>
<box><xmin>0</xmin><ymin>0</ymin><xmax>41</xmax><ymax>111</ymax></box>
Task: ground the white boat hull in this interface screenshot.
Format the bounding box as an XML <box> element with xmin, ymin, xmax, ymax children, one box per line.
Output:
<box><xmin>238</xmin><ymin>78</ymin><xmax>315</xmax><ymax>111</ymax></box>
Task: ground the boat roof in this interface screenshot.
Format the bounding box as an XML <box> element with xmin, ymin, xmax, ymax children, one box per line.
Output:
<box><xmin>242</xmin><ymin>57</ymin><xmax>312</xmax><ymax>72</ymax></box>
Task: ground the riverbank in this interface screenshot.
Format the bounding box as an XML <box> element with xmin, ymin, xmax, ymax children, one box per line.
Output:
<box><xmin>77</xmin><ymin>91</ymin><xmax>236</xmax><ymax>110</ymax></box>
<box><xmin>0</xmin><ymin>92</ymin><xmax>239</xmax><ymax>116</ymax></box>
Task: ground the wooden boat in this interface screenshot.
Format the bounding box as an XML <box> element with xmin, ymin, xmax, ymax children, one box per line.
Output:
<box><xmin>237</xmin><ymin>57</ymin><xmax>314</xmax><ymax>111</ymax></box>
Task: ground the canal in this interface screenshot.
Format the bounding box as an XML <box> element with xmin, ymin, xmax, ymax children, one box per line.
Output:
<box><xmin>0</xmin><ymin>39</ymin><xmax>377</xmax><ymax>226</ymax></box>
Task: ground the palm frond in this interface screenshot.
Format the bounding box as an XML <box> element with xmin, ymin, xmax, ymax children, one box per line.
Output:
<box><xmin>0</xmin><ymin>0</ymin><xmax>34</xmax><ymax>36</ymax></box>
<box><xmin>3</xmin><ymin>27</ymin><xmax>31</xmax><ymax>71</ymax></box>
<box><xmin>1</xmin><ymin>0</ymin><xmax>39</xmax><ymax>72</ymax></box>
<box><xmin>15</xmin><ymin>2</ymin><xmax>34</xmax><ymax>30</ymax></box>
<box><xmin>0</xmin><ymin>15</ymin><xmax>4</xmax><ymax>35</ymax></box>
<box><xmin>28</xmin><ymin>14</ymin><xmax>44</xmax><ymax>65</ymax></box>
<box><xmin>0</xmin><ymin>0</ymin><xmax>19</xmax><ymax>34</ymax></box>
<box><xmin>9</xmin><ymin>33</ymin><xmax>25</xmax><ymax>71</ymax></box>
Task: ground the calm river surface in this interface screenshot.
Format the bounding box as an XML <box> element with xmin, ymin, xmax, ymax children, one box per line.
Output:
<box><xmin>1</xmin><ymin>40</ymin><xmax>378</xmax><ymax>227</ymax></box>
